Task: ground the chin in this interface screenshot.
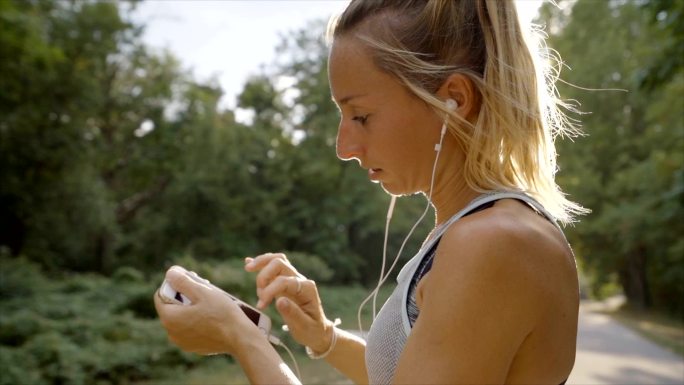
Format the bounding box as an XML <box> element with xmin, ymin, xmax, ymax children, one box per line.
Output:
<box><xmin>380</xmin><ymin>182</ymin><xmax>417</xmax><ymax>197</ymax></box>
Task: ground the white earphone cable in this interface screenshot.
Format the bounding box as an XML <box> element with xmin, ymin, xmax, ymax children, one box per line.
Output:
<box><xmin>268</xmin><ymin>335</ymin><xmax>301</xmax><ymax>381</ymax></box>
<box><xmin>357</xmin><ymin>108</ymin><xmax>451</xmax><ymax>335</ymax></box>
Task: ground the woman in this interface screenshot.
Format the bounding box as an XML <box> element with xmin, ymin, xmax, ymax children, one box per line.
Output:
<box><xmin>155</xmin><ymin>1</ymin><xmax>583</xmax><ymax>383</ymax></box>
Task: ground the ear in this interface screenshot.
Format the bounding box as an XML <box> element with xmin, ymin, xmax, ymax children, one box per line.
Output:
<box><xmin>436</xmin><ymin>73</ymin><xmax>479</xmax><ymax>121</ymax></box>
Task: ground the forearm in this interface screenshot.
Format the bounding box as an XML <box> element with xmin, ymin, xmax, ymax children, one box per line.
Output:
<box><xmin>234</xmin><ymin>336</ymin><xmax>300</xmax><ymax>385</ymax></box>
<box><xmin>321</xmin><ymin>329</ymin><xmax>368</xmax><ymax>385</ymax></box>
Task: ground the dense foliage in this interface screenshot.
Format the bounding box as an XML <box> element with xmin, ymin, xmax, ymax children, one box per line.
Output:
<box><xmin>0</xmin><ymin>0</ymin><xmax>430</xmax><ymax>282</ymax></box>
<box><xmin>0</xmin><ymin>2</ymin><xmax>429</xmax><ymax>381</ymax></box>
<box><xmin>539</xmin><ymin>0</ymin><xmax>683</xmax><ymax>316</ymax></box>
<box><xmin>0</xmin><ymin>251</ymin><xmax>382</xmax><ymax>384</ymax></box>
<box><xmin>0</xmin><ymin>255</ymin><xmax>201</xmax><ymax>385</ymax></box>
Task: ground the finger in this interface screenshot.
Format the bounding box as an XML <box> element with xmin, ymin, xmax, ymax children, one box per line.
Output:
<box><xmin>168</xmin><ymin>265</ymin><xmax>189</xmax><ymax>275</ymax></box>
<box><xmin>244</xmin><ymin>252</ymin><xmax>288</xmax><ymax>272</ymax></box>
<box><xmin>276</xmin><ymin>296</ymin><xmax>313</xmax><ymax>332</ymax></box>
<box><xmin>154</xmin><ymin>288</ymin><xmax>190</xmax><ymax>330</ymax></box>
<box><xmin>255</xmin><ymin>258</ymin><xmax>297</xmax><ymax>291</ymax></box>
<box><xmin>165</xmin><ymin>266</ymin><xmax>205</xmax><ymax>304</ymax></box>
<box><xmin>257</xmin><ymin>275</ymin><xmax>302</xmax><ymax>309</ymax></box>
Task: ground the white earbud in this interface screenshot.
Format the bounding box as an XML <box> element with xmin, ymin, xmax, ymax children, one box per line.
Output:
<box><xmin>446</xmin><ymin>98</ymin><xmax>458</xmax><ymax>111</ymax></box>
<box><xmin>435</xmin><ymin>99</ymin><xmax>457</xmax><ymax>153</ymax></box>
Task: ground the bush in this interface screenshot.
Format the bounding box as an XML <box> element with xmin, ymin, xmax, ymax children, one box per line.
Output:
<box><xmin>23</xmin><ymin>332</ymin><xmax>91</xmax><ymax>385</ymax></box>
<box><xmin>0</xmin><ymin>262</ymin><xmax>205</xmax><ymax>385</ymax></box>
<box><xmin>116</xmin><ymin>287</ymin><xmax>159</xmax><ymax>319</ymax></box>
<box><xmin>0</xmin><ymin>309</ymin><xmax>50</xmax><ymax>347</ymax></box>
<box><xmin>0</xmin><ymin>255</ymin><xmax>46</xmax><ymax>300</ymax></box>
<box><xmin>111</xmin><ymin>266</ymin><xmax>145</xmax><ymax>283</ymax></box>
<box><xmin>59</xmin><ymin>272</ymin><xmax>108</xmax><ymax>293</ymax></box>
<box><xmin>0</xmin><ymin>346</ymin><xmax>43</xmax><ymax>385</ymax></box>
<box><xmin>286</xmin><ymin>251</ymin><xmax>334</xmax><ymax>283</ymax></box>
<box><xmin>166</xmin><ymin>254</ymin><xmax>255</xmax><ymax>301</ymax></box>
<box><xmin>0</xmin><ymin>256</ymin><xmax>402</xmax><ymax>384</ymax></box>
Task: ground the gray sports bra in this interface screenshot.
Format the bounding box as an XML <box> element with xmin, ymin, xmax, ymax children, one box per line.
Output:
<box><xmin>364</xmin><ymin>191</ymin><xmax>564</xmax><ymax>384</ymax></box>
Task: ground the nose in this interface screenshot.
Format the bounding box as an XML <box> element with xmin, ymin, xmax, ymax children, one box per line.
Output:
<box><xmin>336</xmin><ymin>121</ymin><xmax>364</xmax><ymax>161</ymax></box>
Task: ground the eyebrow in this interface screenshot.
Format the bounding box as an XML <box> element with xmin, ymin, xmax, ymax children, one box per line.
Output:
<box><xmin>334</xmin><ymin>93</ymin><xmax>368</xmax><ymax>106</ymax></box>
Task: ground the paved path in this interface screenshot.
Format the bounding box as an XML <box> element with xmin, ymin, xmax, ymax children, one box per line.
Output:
<box><xmin>569</xmin><ymin>302</ymin><xmax>684</xmax><ymax>384</ymax></box>
<box><xmin>345</xmin><ymin>299</ymin><xmax>683</xmax><ymax>384</ymax></box>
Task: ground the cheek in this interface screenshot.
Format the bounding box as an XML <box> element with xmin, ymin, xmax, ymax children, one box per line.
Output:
<box><xmin>386</xmin><ymin>115</ymin><xmax>438</xmax><ymax>156</ymax></box>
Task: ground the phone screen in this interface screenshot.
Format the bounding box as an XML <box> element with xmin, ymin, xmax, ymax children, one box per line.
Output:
<box><xmin>174</xmin><ymin>291</ymin><xmax>185</xmax><ymax>303</ymax></box>
<box><xmin>239</xmin><ymin>303</ymin><xmax>262</xmax><ymax>325</ymax></box>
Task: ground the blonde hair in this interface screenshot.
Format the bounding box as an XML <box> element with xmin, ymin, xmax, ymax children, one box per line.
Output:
<box><xmin>328</xmin><ymin>0</ymin><xmax>587</xmax><ymax>224</ymax></box>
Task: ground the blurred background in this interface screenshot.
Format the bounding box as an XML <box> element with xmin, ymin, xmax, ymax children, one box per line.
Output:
<box><xmin>0</xmin><ymin>0</ymin><xmax>681</xmax><ymax>384</ymax></box>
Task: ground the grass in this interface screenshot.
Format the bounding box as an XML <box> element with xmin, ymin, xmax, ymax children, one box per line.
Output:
<box><xmin>604</xmin><ymin>305</ymin><xmax>684</xmax><ymax>357</ymax></box>
<box><xmin>140</xmin><ymin>284</ymin><xmax>395</xmax><ymax>385</ymax></box>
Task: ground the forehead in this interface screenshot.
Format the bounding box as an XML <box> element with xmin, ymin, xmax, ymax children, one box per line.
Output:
<box><xmin>328</xmin><ymin>37</ymin><xmax>399</xmax><ymax>105</ymax></box>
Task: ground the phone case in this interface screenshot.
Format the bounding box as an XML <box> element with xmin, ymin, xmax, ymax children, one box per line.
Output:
<box><xmin>157</xmin><ymin>277</ymin><xmax>272</xmax><ymax>335</ymax></box>
<box><xmin>158</xmin><ymin>280</ymin><xmax>191</xmax><ymax>305</ymax></box>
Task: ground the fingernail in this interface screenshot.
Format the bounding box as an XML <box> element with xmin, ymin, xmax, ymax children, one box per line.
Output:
<box><xmin>256</xmin><ymin>299</ymin><xmax>264</xmax><ymax>309</ymax></box>
<box><xmin>168</xmin><ymin>266</ymin><xmax>184</xmax><ymax>278</ymax></box>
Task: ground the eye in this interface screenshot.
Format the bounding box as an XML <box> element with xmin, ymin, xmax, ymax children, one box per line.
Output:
<box><xmin>352</xmin><ymin>115</ymin><xmax>369</xmax><ymax>125</ymax></box>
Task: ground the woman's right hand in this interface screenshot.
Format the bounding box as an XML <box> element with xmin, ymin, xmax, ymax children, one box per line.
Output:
<box><xmin>244</xmin><ymin>253</ymin><xmax>334</xmax><ymax>354</ymax></box>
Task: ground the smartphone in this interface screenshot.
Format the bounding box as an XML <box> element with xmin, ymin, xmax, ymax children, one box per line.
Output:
<box><xmin>158</xmin><ymin>277</ymin><xmax>272</xmax><ymax>336</ymax></box>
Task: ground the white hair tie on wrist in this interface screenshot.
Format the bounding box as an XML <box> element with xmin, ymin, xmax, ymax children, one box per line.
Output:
<box><xmin>306</xmin><ymin>318</ymin><xmax>341</xmax><ymax>360</ymax></box>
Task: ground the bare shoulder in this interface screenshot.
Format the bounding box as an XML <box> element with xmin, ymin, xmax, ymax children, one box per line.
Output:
<box><xmin>396</xmin><ymin>199</ymin><xmax>579</xmax><ymax>382</ymax></box>
<box><xmin>428</xmin><ymin>198</ymin><xmax>578</xmax><ymax>323</ymax></box>
<box><xmin>440</xmin><ymin>198</ymin><xmax>574</xmax><ymax>272</ymax></box>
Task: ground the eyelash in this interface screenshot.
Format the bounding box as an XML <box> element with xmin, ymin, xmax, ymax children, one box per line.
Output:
<box><xmin>352</xmin><ymin>115</ymin><xmax>369</xmax><ymax>125</ymax></box>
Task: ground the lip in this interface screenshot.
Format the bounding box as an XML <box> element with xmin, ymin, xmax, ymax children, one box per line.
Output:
<box><xmin>368</xmin><ymin>168</ymin><xmax>383</xmax><ymax>181</ymax></box>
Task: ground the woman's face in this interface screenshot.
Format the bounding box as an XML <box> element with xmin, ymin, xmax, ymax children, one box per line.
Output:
<box><xmin>328</xmin><ymin>37</ymin><xmax>443</xmax><ymax>196</ymax></box>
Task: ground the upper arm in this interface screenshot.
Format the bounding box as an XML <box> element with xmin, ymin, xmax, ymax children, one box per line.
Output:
<box><xmin>393</xmin><ymin>218</ymin><xmax>544</xmax><ymax>384</ymax></box>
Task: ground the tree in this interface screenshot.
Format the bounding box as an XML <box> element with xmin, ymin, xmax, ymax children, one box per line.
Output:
<box><xmin>233</xmin><ymin>20</ymin><xmax>434</xmax><ymax>283</ymax></box>
<box><xmin>539</xmin><ymin>0</ymin><xmax>683</xmax><ymax>315</ymax></box>
<box><xmin>1</xmin><ymin>0</ymin><xmax>223</xmax><ymax>272</ymax></box>
<box><xmin>0</xmin><ymin>0</ymin><xmax>155</xmax><ymax>271</ymax></box>
<box><xmin>1</xmin><ymin>2</ymin><xmax>436</xmax><ymax>287</ymax></box>
<box><xmin>639</xmin><ymin>0</ymin><xmax>684</xmax><ymax>90</ymax></box>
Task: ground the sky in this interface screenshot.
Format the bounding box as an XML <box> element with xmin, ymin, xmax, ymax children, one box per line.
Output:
<box><xmin>132</xmin><ymin>0</ymin><xmax>542</xmax><ymax>113</ymax></box>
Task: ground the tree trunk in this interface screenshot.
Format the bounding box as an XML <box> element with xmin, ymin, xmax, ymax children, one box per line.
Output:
<box><xmin>619</xmin><ymin>246</ymin><xmax>651</xmax><ymax>309</ymax></box>
<box><xmin>115</xmin><ymin>177</ymin><xmax>171</xmax><ymax>224</ymax></box>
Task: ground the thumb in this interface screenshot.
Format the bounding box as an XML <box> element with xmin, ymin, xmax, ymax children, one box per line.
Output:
<box><xmin>276</xmin><ymin>297</ymin><xmax>311</xmax><ymax>330</ymax></box>
<box><xmin>165</xmin><ymin>266</ymin><xmax>201</xmax><ymax>304</ymax></box>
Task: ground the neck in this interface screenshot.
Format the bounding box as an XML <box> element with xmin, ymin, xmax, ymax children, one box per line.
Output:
<box><xmin>425</xmin><ymin>149</ymin><xmax>479</xmax><ymax>227</ymax></box>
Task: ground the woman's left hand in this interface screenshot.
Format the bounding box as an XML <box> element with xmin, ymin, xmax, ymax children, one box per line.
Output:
<box><xmin>153</xmin><ymin>265</ymin><xmax>267</xmax><ymax>355</ymax></box>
